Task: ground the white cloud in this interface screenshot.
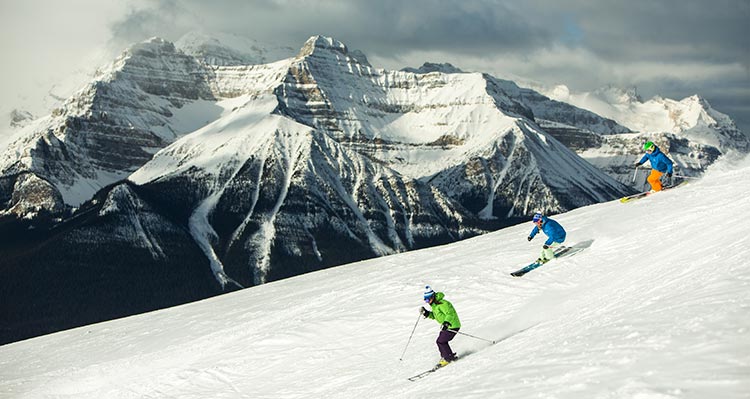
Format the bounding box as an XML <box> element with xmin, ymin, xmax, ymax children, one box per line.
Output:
<box><xmin>0</xmin><ymin>0</ymin><xmax>134</xmax><ymax>115</ymax></box>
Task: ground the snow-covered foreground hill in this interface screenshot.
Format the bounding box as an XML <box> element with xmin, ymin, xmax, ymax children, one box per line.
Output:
<box><xmin>2</xmin><ymin>157</ymin><xmax>749</xmax><ymax>399</ymax></box>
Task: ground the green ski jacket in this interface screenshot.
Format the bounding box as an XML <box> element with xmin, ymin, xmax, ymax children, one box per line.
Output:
<box><xmin>427</xmin><ymin>292</ymin><xmax>461</xmax><ymax>329</ymax></box>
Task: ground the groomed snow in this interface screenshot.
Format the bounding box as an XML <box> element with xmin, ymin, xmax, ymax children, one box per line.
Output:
<box><xmin>1</xmin><ymin>156</ymin><xmax>748</xmax><ymax>398</ymax></box>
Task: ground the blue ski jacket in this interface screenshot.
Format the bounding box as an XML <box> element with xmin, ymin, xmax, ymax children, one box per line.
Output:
<box><xmin>529</xmin><ymin>216</ymin><xmax>566</xmax><ymax>246</ymax></box>
<box><xmin>638</xmin><ymin>145</ymin><xmax>674</xmax><ymax>174</ymax></box>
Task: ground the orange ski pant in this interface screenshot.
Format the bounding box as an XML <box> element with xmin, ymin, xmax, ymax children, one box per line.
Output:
<box><xmin>647</xmin><ymin>169</ymin><xmax>664</xmax><ymax>191</ymax></box>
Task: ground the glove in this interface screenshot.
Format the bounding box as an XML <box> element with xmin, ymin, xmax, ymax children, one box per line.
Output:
<box><xmin>543</xmin><ymin>244</ymin><xmax>549</xmax><ymax>249</ymax></box>
<box><xmin>441</xmin><ymin>322</ymin><xmax>451</xmax><ymax>331</ymax></box>
<box><xmin>634</xmin><ymin>162</ymin><xmax>642</xmax><ymax>167</ymax></box>
<box><xmin>666</xmin><ymin>172</ymin><xmax>672</xmax><ymax>178</ymax></box>
<box><xmin>527</xmin><ymin>236</ymin><xmax>533</xmax><ymax>242</ymax></box>
<box><xmin>421</xmin><ymin>307</ymin><xmax>431</xmax><ymax>318</ymax></box>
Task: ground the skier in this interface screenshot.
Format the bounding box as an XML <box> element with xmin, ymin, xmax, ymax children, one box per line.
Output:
<box><xmin>420</xmin><ymin>286</ymin><xmax>461</xmax><ymax>367</ymax></box>
<box><xmin>634</xmin><ymin>141</ymin><xmax>674</xmax><ymax>192</ymax></box>
<box><xmin>527</xmin><ymin>212</ymin><xmax>566</xmax><ymax>264</ymax></box>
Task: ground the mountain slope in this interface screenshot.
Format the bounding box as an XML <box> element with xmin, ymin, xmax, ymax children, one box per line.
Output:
<box><xmin>1</xmin><ymin>155</ymin><xmax>747</xmax><ymax>398</ymax></box>
<box><xmin>0</xmin><ymin>179</ymin><xmax>222</xmax><ymax>345</ymax></box>
<box><xmin>130</xmin><ymin>94</ymin><xmax>476</xmax><ymax>288</ymax></box>
<box><xmin>0</xmin><ymin>38</ymin><xmax>219</xmax><ymax>209</ymax></box>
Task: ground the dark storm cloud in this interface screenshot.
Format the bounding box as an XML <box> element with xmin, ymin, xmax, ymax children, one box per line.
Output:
<box><xmin>521</xmin><ymin>0</ymin><xmax>749</xmax><ymax>135</ymax></box>
<box><xmin>107</xmin><ymin>0</ymin><xmax>555</xmax><ymax>54</ymax></box>
<box><xmin>541</xmin><ymin>0</ymin><xmax>750</xmax><ymax>64</ymax></box>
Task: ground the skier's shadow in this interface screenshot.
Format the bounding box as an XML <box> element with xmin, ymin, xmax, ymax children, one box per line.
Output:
<box><xmin>570</xmin><ymin>239</ymin><xmax>594</xmax><ymax>250</ymax></box>
<box><xmin>556</xmin><ymin>239</ymin><xmax>595</xmax><ymax>258</ymax></box>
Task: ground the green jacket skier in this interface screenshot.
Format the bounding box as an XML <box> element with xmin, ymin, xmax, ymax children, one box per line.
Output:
<box><xmin>421</xmin><ymin>286</ymin><xmax>461</xmax><ymax>366</ymax></box>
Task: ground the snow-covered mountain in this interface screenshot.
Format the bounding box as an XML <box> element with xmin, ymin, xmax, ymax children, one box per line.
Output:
<box><xmin>2</xmin><ymin>155</ymin><xmax>747</xmax><ymax>398</ymax></box>
<box><xmin>129</xmin><ymin>93</ymin><xmax>476</xmax><ymax>288</ymax></box>
<box><xmin>538</xmin><ymin>84</ymin><xmax>749</xmax><ymax>186</ymax></box>
<box><xmin>548</xmin><ymin>85</ymin><xmax>748</xmax><ymax>152</ymax></box>
<box><xmin>277</xmin><ymin>36</ymin><xmax>632</xmax><ymax>218</ymax></box>
<box><xmin>0</xmin><ymin>38</ymin><xmax>222</xmax><ymax>211</ymax></box>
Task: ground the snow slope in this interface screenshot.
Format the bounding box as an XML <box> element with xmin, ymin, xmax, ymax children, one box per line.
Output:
<box><xmin>1</xmin><ymin>156</ymin><xmax>748</xmax><ymax>398</ymax></box>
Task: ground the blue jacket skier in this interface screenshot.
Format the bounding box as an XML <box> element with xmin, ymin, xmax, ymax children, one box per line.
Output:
<box><xmin>635</xmin><ymin>141</ymin><xmax>674</xmax><ymax>192</ymax></box>
<box><xmin>527</xmin><ymin>212</ymin><xmax>566</xmax><ymax>263</ymax></box>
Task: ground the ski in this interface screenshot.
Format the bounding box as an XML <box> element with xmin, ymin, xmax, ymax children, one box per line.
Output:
<box><xmin>619</xmin><ymin>191</ymin><xmax>652</xmax><ymax>203</ymax></box>
<box><xmin>620</xmin><ymin>181</ymin><xmax>688</xmax><ymax>203</ymax></box>
<box><xmin>510</xmin><ymin>261</ymin><xmax>544</xmax><ymax>277</ymax></box>
<box><xmin>407</xmin><ymin>363</ymin><xmax>447</xmax><ymax>381</ymax></box>
<box><xmin>510</xmin><ymin>246</ymin><xmax>583</xmax><ymax>277</ymax></box>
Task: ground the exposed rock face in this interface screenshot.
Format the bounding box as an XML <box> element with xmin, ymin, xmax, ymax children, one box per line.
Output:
<box><xmin>401</xmin><ymin>62</ymin><xmax>464</xmax><ymax>74</ymax></box>
<box><xmin>0</xmin><ymin>173</ymin><xmax>65</xmax><ymax>218</ymax></box>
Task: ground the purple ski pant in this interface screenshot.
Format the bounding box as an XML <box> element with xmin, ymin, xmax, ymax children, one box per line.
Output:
<box><xmin>436</xmin><ymin>329</ymin><xmax>458</xmax><ymax>360</ymax></box>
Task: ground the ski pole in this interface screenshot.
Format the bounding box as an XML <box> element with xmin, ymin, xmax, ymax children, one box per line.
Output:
<box><xmin>454</xmin><ymin>330</ymin><xmax>497</xmax><ymax>344</ymax></box>
<box><xmin>631</xmin><ymin>166</ymin><xmax>639</xmax><ymax>183</ymax></box>
<box><xmin>399</xmin><ymin>314</ymin><xmax>422</xmax><ymax>361</ymax></box>
<box><xmin>674</xmin><ymin>174</ymin><xmax>700</xmax><ymax>179</ymax></box>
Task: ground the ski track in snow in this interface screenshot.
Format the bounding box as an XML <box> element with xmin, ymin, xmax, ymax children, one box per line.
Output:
<box><xmin>1</xmin><ymin>156</ymin><xmax>749</xmax><ymax>399</ymax></box>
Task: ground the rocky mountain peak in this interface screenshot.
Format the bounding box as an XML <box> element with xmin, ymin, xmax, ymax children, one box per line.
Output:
<box><xmin>127</xmin><ymin>37</ymin><xmax>178</xmax><ymax>56</ymax></box>
<box><xmin>401</xmin><ymin>62</ymin><xmax>464</xmax><ymax>74</ymax></box>
<box><xmin>298</xmin><ymin>35</ymin><xmax>350</xmax><ymax>59</ymax></box>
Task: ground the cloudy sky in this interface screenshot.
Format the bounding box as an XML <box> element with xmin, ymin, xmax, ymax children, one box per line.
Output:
<box><xmin>1</xmin><ymin>0</ymin><xmax>748</xmax><ymax>133</ymax></box>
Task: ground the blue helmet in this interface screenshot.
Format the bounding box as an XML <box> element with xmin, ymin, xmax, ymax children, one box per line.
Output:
<box><xmin>532</xmin><ymin>212</ymin><xmax>543</xmax><ymax>223</ymax></box>
<box><xmin>423</xmin><ymin>285</ymin><xmax>435</xmax><ymax>302</ymax></box>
